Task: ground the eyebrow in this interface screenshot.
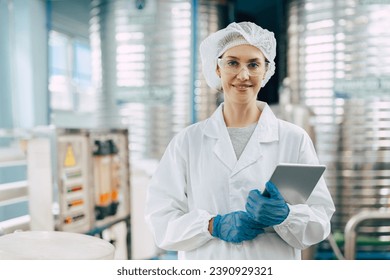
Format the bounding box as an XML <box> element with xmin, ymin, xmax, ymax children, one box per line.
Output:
<box><xmin>223</xmin><ymin>56</ymin><xmax>264</xmax><ymax>62</ymax></box>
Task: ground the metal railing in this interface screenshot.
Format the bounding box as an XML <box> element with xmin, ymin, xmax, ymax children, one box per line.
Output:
<box><xmin>344</xmin><ymin>210</ymin><xmax>390</xmax><ymax>260</ymax></box>
<box><xmin>0</xmin><ymin>129</ymin><xmax>31</xmax><ymax>236</ymax></box>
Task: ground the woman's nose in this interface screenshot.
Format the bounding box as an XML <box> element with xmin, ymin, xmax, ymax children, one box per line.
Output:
<box><xmin>236</xmin><ymin>67</ymin><xmax>250</xmax><ymax>80</ymax></box>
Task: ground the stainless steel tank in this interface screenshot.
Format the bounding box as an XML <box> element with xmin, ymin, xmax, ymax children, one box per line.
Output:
<box><xmin>89</xmin><ymin>0</ymin><xmax>228</xmax><ymax>160</ymax></box>
<box><xmin>287</xmin><ymin>0</ymin><xmax>390</xmax><ymax>252</ymax></box>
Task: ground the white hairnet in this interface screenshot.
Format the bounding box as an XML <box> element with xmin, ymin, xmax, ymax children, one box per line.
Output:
<box><xmin>199</xmin><ymin>21</ymin><xmax>276</xmax><ymax>90</ymax></box>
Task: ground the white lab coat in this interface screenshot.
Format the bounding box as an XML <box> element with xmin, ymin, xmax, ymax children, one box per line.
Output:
<box><xmin>145</xmin><ymin>101</ymin><xmax>335</xmax><ymax>260</ymax></box>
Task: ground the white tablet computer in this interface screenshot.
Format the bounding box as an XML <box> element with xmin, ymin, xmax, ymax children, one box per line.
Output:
<box><xmin>264</xmin><ymin>163</ymin><xmax>326</xmax><ymax>205</ymax></box>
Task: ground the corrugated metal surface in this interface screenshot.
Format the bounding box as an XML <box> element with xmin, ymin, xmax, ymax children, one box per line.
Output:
<box><xmin>90</xmin><ymin>0</ymin><xmax>228</xmax><ymax>160</ymax></box>
<box><xmin>287</xmin><ymin>0</ymin><xmax>390</xmax><ymax>243</ymax></box>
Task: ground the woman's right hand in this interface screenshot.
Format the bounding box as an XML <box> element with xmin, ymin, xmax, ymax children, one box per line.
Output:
<box><xmin>210</xmin><ymin>211</ymin><xmax>265</xmax><ymax>243</ymax></box>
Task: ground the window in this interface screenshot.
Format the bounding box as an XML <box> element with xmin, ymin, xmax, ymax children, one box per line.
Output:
<box><xmin>48</xmin><ymin>31</ymin><xmax>95</xmax><ymax>112</ymax></box>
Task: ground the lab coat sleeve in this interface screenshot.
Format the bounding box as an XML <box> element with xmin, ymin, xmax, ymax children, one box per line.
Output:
<box><xmin>145</xmin><ymin>132</ymin><xmax>214</xmax><ymax>252</ymax></box>
<box><xmin>273</xmin><ymin>132</ymin><xmax>336</xmax><ymax>250</ymax></box>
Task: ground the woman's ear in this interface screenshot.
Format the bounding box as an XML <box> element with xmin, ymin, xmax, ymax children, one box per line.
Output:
<box><xmin>262</xmin><ymin>66</ymin><xmax>268</xmax><ymax>80</ymax></box>
<box><xmin>263</xmin><ymin>63</ymin><xmax>269</xmax><ymax>79</ymax></box>
<box><xmin>216</xmin><ymin>67</ymin><xmax>221</xmax><ymax>78</ymax></box>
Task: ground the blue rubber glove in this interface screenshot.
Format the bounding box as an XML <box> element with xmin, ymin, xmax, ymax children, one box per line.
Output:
<box><xmin>245</xmin><ymin>181</ymin><xmax>290</xmax><ymax>227</ymax></box>
<box><xmin>212</xmin><ymin>211</ymin><xmax>265</xmax><ymax>243</ymax></box>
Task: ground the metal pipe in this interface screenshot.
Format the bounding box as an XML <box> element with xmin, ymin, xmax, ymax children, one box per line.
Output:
<box><xmin>344</xmin><ymin>211</ymin><xmax>390</xmax><ymax>260</ymax></box>
<box><xmin>327</xmin><ymin>233</ymin><xmax>345</xmax><ymax>260</ymax></box>
<box><xmin>0</xmin><ymin>181</ymin><xmax>28</xmax><ymax>205</ymax></box>
<box><xmin>0</xmin><ymin>215</ymin><xmax>30</xmax><ymax>236</ymax></box>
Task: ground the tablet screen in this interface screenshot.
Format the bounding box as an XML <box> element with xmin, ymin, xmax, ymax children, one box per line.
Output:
<box><xmin>265</xmin><ymin>163</ymin><xmax>326</xmax><ymax>204</ymax></box>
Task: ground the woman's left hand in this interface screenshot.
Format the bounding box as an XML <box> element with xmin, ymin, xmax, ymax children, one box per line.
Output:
<box><xmin>245</xmin><ymin>181</ymin><xmax>290</xmax><ymax>227</ymax></box>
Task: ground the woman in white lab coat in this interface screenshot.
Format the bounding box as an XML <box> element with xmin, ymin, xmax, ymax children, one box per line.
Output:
<box><xmin>145</xmin><ymin>22</ymin><xmax>335</xmax><ymax>260</ymax></box>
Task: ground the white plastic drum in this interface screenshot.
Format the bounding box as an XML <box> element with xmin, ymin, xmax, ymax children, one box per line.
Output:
<box><xmin>0</xmin><ymin>231</ymin><xmax>115</xmax><ymax>260</ymax></box>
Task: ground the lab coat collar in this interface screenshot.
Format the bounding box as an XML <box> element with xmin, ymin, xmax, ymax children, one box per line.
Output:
<box><xmin>204</xmin><ymin>101</ymin><xmax>279</xmax><ymax>143</ymax></box>
<box><xmin>203</xmin><ymin>101</ymin><xmax>279</xmax><ymax>173</ymax></box>
<box><xmin>255</xmin><ymin>101</ymin><xmax>279</xmax><ymax>143</ymax></box>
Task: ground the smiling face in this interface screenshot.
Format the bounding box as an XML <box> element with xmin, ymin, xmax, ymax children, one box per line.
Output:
<box><xmin>217</xmin><ymin>44</ymin><xmax>267</xmax><ymax>106</ymax></box>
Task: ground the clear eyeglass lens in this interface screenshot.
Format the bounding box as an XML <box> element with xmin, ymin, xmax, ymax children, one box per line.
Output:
<box><xmin>218</xmin><ymin>58</ymin><xmax>266</xmax><ymax>76</ymax></box>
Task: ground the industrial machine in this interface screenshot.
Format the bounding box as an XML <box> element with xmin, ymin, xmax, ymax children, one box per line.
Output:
<box><xmin>27</xmin><ymin>127</ymin><xmax>131</xmax><ymax>257</ymax></box>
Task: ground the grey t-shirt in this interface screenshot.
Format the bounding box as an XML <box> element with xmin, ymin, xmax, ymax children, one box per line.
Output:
<box><xmin>227</xmin><ymin>123</ymin><xmax>257</xmax><ymax>160</ymax></box>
